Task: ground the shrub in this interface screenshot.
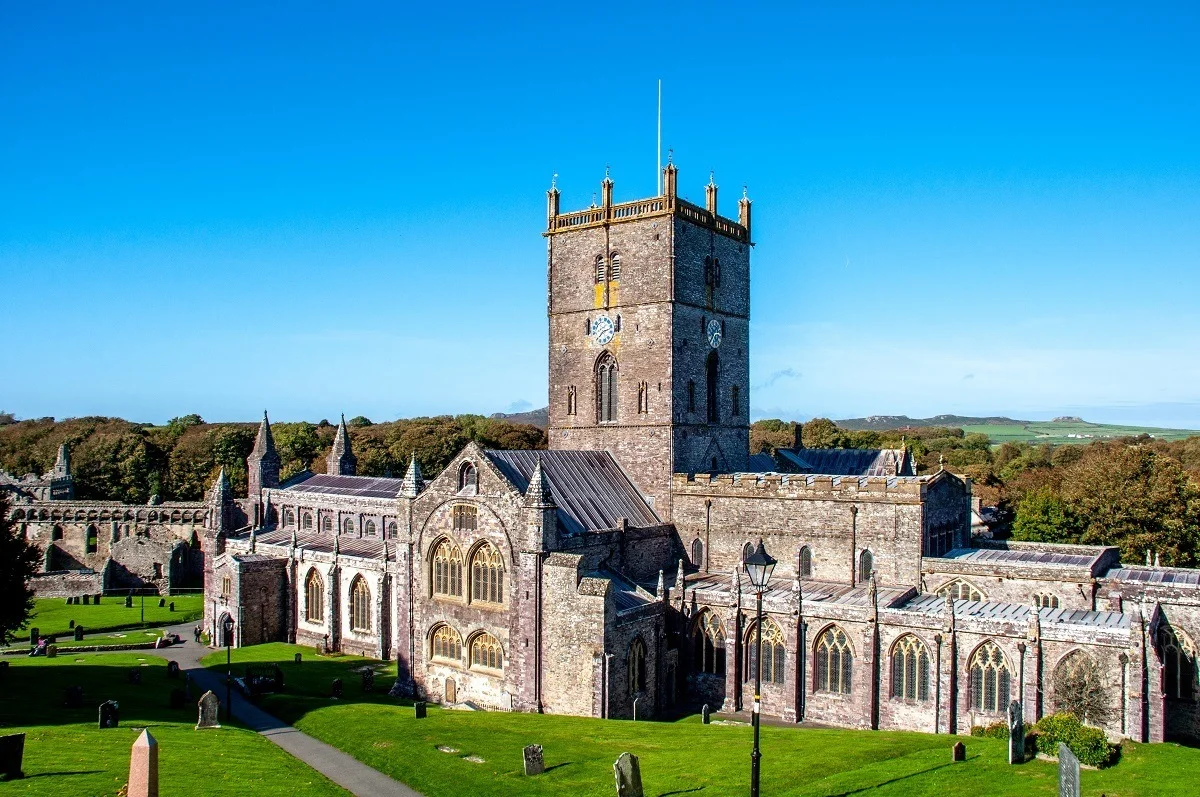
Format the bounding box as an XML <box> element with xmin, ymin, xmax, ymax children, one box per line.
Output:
<box><xmin>1034</xmin><ymin>712</ymin><xmax>1113</xmax><ymax>767</ymax></box>
<box><xmin>970</xmin><ymin>721</ymin><xmax>1008</xmax><ymax>739</ymax></box>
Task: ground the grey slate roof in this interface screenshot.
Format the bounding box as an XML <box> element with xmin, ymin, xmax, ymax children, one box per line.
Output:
<box><xmin>484</xmin><ymin>449</ymin><xmax>660</xmax><ymax>536</ymax></box>
<box><xmin>684</xmin><ymin>573</ymin><xmax>910</xmax><ymax>608</ymax></box>
<box><xmin>246</xmin><ymin>528</ymin><xmax>388</xmax><ymax>560</ymax></box>
<box><xmin>598</xmin><ymin>569</ymin><xmax>658</xmax><ymax>614</ymax></box>
<box><xmin>935</xmin><ymin>547</ymin><xmax>1100</xmax><ymax>569</ymax></box>
<box><xmin>1106</xmin><ymin>566</ymin><xmax>1200</xmax><ymax>587</ymax></box>
<box><xmin>283</xmin><ymin>473</ymin><xmax>407</xmax><ymax>500</ymax></box>
<box><xmin>775</xmin><ymin>447</ymin><xmax>913</xmax><ymax>477</ymax></box>
<box><xmin>903</xmin><ymin>593</ymin><xmax>1129</xmax><ymax>629</ymax></box>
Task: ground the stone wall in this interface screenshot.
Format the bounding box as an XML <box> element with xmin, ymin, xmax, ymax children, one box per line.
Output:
<box><xmin>28</xmin><ymin>570</ymin><xmax>104</xmax><ymax>598</ymax></box>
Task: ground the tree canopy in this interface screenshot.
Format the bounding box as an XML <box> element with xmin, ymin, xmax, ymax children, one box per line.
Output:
<box><xmin>0</xmin><ymin>493</ymin><xmax>41</xmax><ymax>643</ymax></box>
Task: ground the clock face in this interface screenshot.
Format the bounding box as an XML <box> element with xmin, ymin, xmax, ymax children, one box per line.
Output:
<box><xmin>592</xmin><ymin>316</ymin><xmax>616</xmax><ymax>345</ymax></box>
<box><xmin>706</xmin><ymin>319</ymin><xmax>723</xmax><ymax>349</ymax></box>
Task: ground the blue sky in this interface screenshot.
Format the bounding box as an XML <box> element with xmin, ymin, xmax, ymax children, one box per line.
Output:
<box><xmin>3</xmin><ymin>2</ymin><xmax>1199</xmax><ymax>427</ymax></box>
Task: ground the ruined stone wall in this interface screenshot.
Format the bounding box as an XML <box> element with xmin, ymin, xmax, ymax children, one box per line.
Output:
<box><xmin>28</xmin><ymin>570</ymin><xmax>105</xmax><ymax>598</ymax></box>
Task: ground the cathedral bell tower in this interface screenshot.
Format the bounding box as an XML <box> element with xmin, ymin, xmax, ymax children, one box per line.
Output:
<box><xmin>544</xmin><ymin>163</ymin><xmax>752</xmax><ymax>519</ymax></box>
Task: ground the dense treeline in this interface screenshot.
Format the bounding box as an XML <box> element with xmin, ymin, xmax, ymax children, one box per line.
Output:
<box><xmin>0</xmin><ymin>413</ymin><xmax>545</xmax><ymax>504</ymax></box>
<box><xmin>752</xmin><ymin>418</ymin><xmax>1200</xmax><ymax>567</ymax></box>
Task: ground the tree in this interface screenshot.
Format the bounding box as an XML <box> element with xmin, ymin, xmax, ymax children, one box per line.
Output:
<box><xmin>0</xmin><ymin>493</ymin><xmax>41</xmax><ymax>643</ymax></box>
<box><xmin>1013</xmin><ymin>487</ymin><xmax>1078</xmax><ymax>544</ymax></box>
<box><xmin>801</xmin><ymin>418</ymin><xmax>841</xmax><ymax>448</ymax></box>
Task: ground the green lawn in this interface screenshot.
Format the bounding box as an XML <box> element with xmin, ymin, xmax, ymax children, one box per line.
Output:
<box><xmin>203</xmin><ymin>644</ymin><xmax>1200</xmax><ymax>797</ymax></box>
<box><xmin>962</xmin><ymin>421</ymin><xmax>1199</xmax><ymax>445</ymax></box>
<box><xmin>17</xmin><ymin>594</ymin><xmax>204</xmax><ymax>641</ymax></box>
<box><xmin>0</xmin><ymin>652</ymin><xmax>348</xmax><ymax>795</ymax></box>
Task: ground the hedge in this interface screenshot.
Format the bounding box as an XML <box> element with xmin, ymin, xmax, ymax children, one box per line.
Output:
<box><xmin>1033</xmin><ymin>712</ymin><xmax>1113</xmax><ymax>767</ymax></box>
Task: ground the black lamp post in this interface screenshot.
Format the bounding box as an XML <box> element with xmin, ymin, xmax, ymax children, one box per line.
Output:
<box><xmin>222</xmin><ymin>616</ymin><xmax>235</xmax><ymax>722</ymax></box>
<box><xmin>743</xmin><ymin>540</ymin><xmax>777</xmax><ymax>797</ymax></box>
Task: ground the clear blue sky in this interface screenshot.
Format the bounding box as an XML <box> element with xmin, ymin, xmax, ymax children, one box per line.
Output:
<box><xmin>3</xmin><ymin>2</ymin><xmax>1199</xmax><ymax>427</ymax></box>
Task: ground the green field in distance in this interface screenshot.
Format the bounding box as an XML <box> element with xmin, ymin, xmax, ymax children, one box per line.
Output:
<box><xmin>961</xmin><ymin>420</ymin><xmax>1199</xmax><ymax>444</ymax></box>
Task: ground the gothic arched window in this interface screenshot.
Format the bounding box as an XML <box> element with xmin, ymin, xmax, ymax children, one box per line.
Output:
<box><xmin>692</xmin><ymin>610</ymin><xmax>726</xmax><ymax>676</ymax></box>
<box><xmin>431</xmin><ymin>624</ymin><xmax>462</xmax><ymax>663</ymax></box>
<box><xmin>745</xmin><ymin>618</ymin><xmax>786</xmax><ymax>685</ymax></box>
<box><xmin>629</xmin><ymin>637</ymin><xmax>647</xmax><ymax>696</ymax></box>
<box><xmin>798</xmin><ymin>546</ymin><xmax>812</xmax><ymax>579</ymax></box>
<box><xmin>742</xmin><ymin>541</ymin><xmax>754</xmax><ymax>563</ymax></box>
<box><xmin>1052</xmin><ymin>650</ymin><xmax>1108</xmax><ymax>722</ymax></box>
<box><xmin>937</xmin><ymin>579</ymin><xmax>985</xmax><ymax>603</ymax></box>
<box><xmin>302</xmin><ymin>512</ymin><xmax>313</xmax><ymax>529</ymax></box>
<box><xmin>343</xmin><ymin>517</ymin><xmax>355</xmax><ymax>534</ymax></box>
<box><xmin>432</xmin><ymin>539</ymin><xmax>464</xmax><ymax>598</ymax></box>
<box><xmin>969</xmin><ymin>641</ymin><xmax>1011</xmax><ymax>713</ymax></box>
<box><xmin>283</xmin><ymin>508</ymin><xmax>295</xmax><ymax>527</ymax></box>
<box><xmin>1034</xmin><ymin>592</ymin><xmax>1060</xmax><ymax>609</ymax></box>
<box><xmin>1160</xmin><ymin>625</ymin><xmax>1196</xmax><ymax>702</ymax></box>
<box><xmin>387</xmin><ymin>521</ymin><xmax>398</xmax><ymax>538</ymax></box>
<box><xmin>706</xmin><ymin>351</ymin><xmax>719</xmax><ymax>423</ymax></box>
<box><xmin>322</xmin><ymin>516</ymin><xmax>332</xmax><ymax>533</ymax></box>
<box><xmin>305</xmin><ymin>568</ymin><xmax>324</xmax><ymax>622</ymax></box>
<box><xmin>470</xmin><ymin>632</ymin><xmax>504</xmax><ymax>671</ymax></box>
<box><xmin>891</xmin><ymin>634</ymin><xmax>931</xmax><ymax>701</ymax></box>
<box><xmin>452</xmin><ymin>504</ymin><xmax>477</xmax><ymax>531</ymax></box>
<box><xmin>858</xmin><ymin>550</ymin><xmax>873</xmax><ymax>583</ymax></box>
<box><xmin>470</xmin><ymin>543</ymin><xmax>504</xmax><ymax>605</ymax></box>
<box><xmin>349</xmin><ymin>576</ymin><xmax>371</xmax><ymax>632</ymax></box>
<box><xmin>458</xmin><ymin>462</ymin><xmax>477</xmax><ymax>494</ymax></box>
<box><xmin>815</xmin><ymin>626</ymin><xmax>853</xmax><ymax>694</ymax></box>
<box><xmin>690</xmin><ymin>538</ymin><xmax>704</xmax><ymax>568</ymax></box>
<box><xmin>610</xmin><ymin>252</ymin><xmax>621</xmax><ymax>280</ymax></box>
<box><xmin>596</xmin><ymin>352</ymin><xmax>618</xmax><ymax>423</ymax></box>
<box><xmin>365</xmin><ymin>520</ymin><xmax>376</xmax><ymax>536</ymax></box>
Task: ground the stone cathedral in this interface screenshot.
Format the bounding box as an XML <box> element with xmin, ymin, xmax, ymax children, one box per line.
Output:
<box><xmin>10</xmin><ymin>163</ymin><xmax>1200</xmax><ymax>743</ymax></box>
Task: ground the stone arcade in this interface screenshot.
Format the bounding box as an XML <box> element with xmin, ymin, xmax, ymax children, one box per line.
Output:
<box><xmin>8</xmin><ymin>163</ymin><xmax>1199</xmax><ymax>742</ymax></box>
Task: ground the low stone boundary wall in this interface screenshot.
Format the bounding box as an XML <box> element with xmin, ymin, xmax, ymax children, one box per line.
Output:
<box><xmin>29</xmin><ymin>571</ymin><xmax>104</xmax><ymax>597</ymax></box>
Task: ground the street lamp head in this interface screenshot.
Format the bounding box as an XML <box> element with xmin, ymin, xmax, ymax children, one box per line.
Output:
<box><xmin>743</xmin><ymin>540</ymin><xmax>776</xmax><ymax>589</ymax></box>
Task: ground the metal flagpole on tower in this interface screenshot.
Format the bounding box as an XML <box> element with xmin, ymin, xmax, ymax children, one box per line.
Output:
<box><xmin>657</xmin><ymin>79</ymin><xmax>662</xmax><ymax>195</ymax></box>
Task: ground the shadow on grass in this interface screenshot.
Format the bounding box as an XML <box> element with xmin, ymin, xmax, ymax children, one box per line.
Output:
<box><xmin>832</xmin><ymin>758</ymin><xmax>965</xmax><ymax>796</ymax></box>
<box><xmin>22</xmin><ymin>770</ymin><xmax>105</xmax><ymax>778</ymax></box>
<box><xmin>658</xmin><ymin>788</ymin><xmax>705</xmax><ymax>796</ymax></box>
<box><xmin>543</xmin><ymin>762</ymin><xmax>573</xmax><ymax>773</ymax></box>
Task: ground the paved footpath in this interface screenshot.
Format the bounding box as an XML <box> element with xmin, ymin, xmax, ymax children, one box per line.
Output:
<box><xmin>97</xmin><ymin>622</ymin><xmax>422</xmax><ymax>797</ymax></box>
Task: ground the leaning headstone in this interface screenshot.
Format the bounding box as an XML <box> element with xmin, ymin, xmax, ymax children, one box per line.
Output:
<box><xmin>46</xmin><ymin>644</ymin><xmax>57</xmax><ymax>659</ymax></box>
<box><xmin>98</xmin><ymin>700</ymin><xmax>119</xmax><ymax>728</ymax></box>
<box><xmin>128</xmin><ymin>668</ymin><xmax>142</xmax><ymax>685</ymax></box>
<box><xmin>74</xmin><ymin>626</ymin><xmax>85</xmax><ymax>642</ymax></box>
<box><xmin>523</xmin><ymin>744</ymin><xmax>545</xmax><ymax>776</ymax></box>
<box><xmin>414</xmin><ymin>701</ymin><xmax>427</xmax><ymax>719</ymax></box>
<box><xmin>632</xmin><ymin>696</ymin><xmax>640</xmax><ymax>721</ymax></box>
<box><xmin>158</xmin><ymin>598</ymin><xmax>166</xmax><ymax>608</ymax></box>
<box><xmin>361</xmin><ymin>670</ymin><xmax>375</xmax><ymax>693</ymax></box>
<box><xmin>69</xmin><ymin>619</ymin><xmax>75</xmax><ymax>628</ymax></box>
<box><xmin>1007</xmin><ymin>700</ymin><xmax>1025</xmax><ymax>764</ymax></box>
<box><xmin>125</xmin><ymin>595</ymin><xmax>133</xmax><ymax>608</ymax></box>
<box><xmin>613</xmin><ymin>752</ymin><xmax>644</xmax><ymax>797</ymax></box>
<box><xmin>28</xmin><ymin>628</ymin><xmax>39</xmax><ymax>647</ymax></box>
<box><xmin>0</xmin><ymin>733</ymin><xmax>24</xmax><ymax>780</ymax></box>
<box><xmin>952</xmin><ymin>741</ymin><xmax>966</xmax><ymax>762</ymax></box>
<box><xmin>169</xmin><ymin>689</ymin><xmax>186</xmax><ymax>710</ymax></box>
<box><xmin>83</xmin><ymin>594</ymin><xmax>91</xmax><ymax>605</ymax></box>
<box><xmin>168</xmin><ymin>602</ymin><xmax>175</xmax><ymax>612</ymax></box>
<box><xmin>701</xmin><ymin>703</ymin><xmax>711</xmax><ymax>725</ymax></box>
<box><xmin>1058</xmin><ymin>743</ymin><xmax>1080</xmax><ymax>797</ymax></box>
<box><xmin>196</xmin><ymin>691</ymin><xmax>220</xmax><ymax>729</ymax></box>
<box><xmin>128</xmin><ymin>728</ymin><xmax>158</xmax><ymax>797</ymax></box>
<box><xmin>64</xmin><ymin>686</ymin><xmax>84</xmax><ymax>708</ymax></box>
<box><xmin>294</xmin><ymin>653</ymin><xmax>302</xmax><ymax>664</ymax></box>
<box><xmin>331</xmin><ymin>678</ymin><xmax>343</xmax><ymax>699</ymax></box>
<box><xmin>166</xmin><ymin>661</ymin><xmax>180</xmax><ymax>679</ymax></box>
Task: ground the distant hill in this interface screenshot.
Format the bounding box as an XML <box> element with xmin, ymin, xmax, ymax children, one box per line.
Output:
<box><xmin>835</xmin><ymin>414</ymin><xmax>1030</xmax><ymax>431</ymax></box>
<box><xmin>490</xmin><ymin>407</ymin><xmax>548</xmax><ymax>429</ymax></box>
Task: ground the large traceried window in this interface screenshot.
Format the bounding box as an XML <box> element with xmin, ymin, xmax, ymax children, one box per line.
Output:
<box><xmin>798</xmin><ymin>546</ymin><xmax>813</xmax><ymax>579</ymax></box>
<box><xmin>431</xmin><ymin>624</ymin><xmax>462</xmax><ymax>663</ymax></box>
<box><xmin>692</xmin><ymin>610</ymin><xmax>726</xmax><ymax>676</ymax></box>
<box><xmin>596</xmin><ymin>352</ymin><xmax>618</xmax><ymax>423</ymax></box>
<box><xmin>349</xmin><ymin>576</ymin><xmax>371</xmax><ymax>632</ymax></box>
<box><xmin>305</xmin><ymin>568</ymin><xmax>324</xmax><ymax>623</ymax></box>
<box><xmin>745</xmin><ymin>617</ymin><xmax>786</xmax><ymax>685</ymax></box>
<box><xmin>432</xmin><ymin>539</ymin><xmax>464</xmax><ymax>598</ymax></box>
<box><xmin>970</xmin><ymin>641</ymin><xmax>1011</xmax><ymax>713</ymax></box>
<box><xmin>629</xmin><ymin>637</ymin><xmax>647</xmax><ymax>696</ymax></box>
<box><xmin>470</xmin><ymin>632</ymin><xmax>503</xmax><ymax>671</ymax></box>
<box><xmin>470</xmin><ymin>543</ymin><xmax>504</xmax><ymax>605</ymax></box>
<box><xmin>937</xmin><ymin>579</ymin><xmax>985</xmax><ymax>603</ymax></box>
<box><xmin>815</xmin><ymin>626</ymin><xmax>853</xmax><ymax>695</ymax></box>
<box><xmin>891</xmin><ymin>634</ymin><xmax>931</xmax><ymax>701</ymax></box>
<box><xmin>1160</xmin><ymin>625</ymin><xmax>1196</xmax><ymax>702</ymax></box>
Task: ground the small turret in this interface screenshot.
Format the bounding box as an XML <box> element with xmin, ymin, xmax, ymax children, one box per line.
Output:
<box><xmin>207</xmin><ymin>467</ymin><xmax>234</xmax><ymax>539</ymax></box>
<box><xmin>400</xmin><ymin>452</ymin><xmax>423</xmax><ymax>499</ymax></box>
<box><xmin>546</xmin><ymin>173</ymin><xmax>560</xmax><ymax>224</ymax></box>
<box><xmin>738</xmin><ymin>184</ymin><xmax>752</xmax><ymax>240</ymax></box>
<box><xmin>524</xmin><ymin>455</ymin><xmax>558</xmax><ymax>550</ymax></box>
<box><xmin>524</xmin><ymin>455</ymin><xmax>556</xmax><ymax>509</ymax></box>
<box><xmin>247</xmin><ymin>411</ymin><xmax>281</xmax><ymax>498</ymax></box>
<box><xmin>326</xmin><ymin>415</ymin><xmax>357</xmax><ymax>476</ymax></box>
<box><xmin>705</xmin><ymin>170</ymin><xmax>718</xmax><ymax>215</ymax></box>
<box><xmin>53</xmin><ymin>443</ymin><xmax>71</xmax><ymax>478</ymax></box>
<box><xmin>47</xmin><ymin>442</ymin><xmax>74</xmax><ymax>499</ymax></box>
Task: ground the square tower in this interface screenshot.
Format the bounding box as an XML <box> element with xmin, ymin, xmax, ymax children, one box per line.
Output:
<box><xmin>545</xmin><ymin>164</ymin><xmax>753</xmax><ymax>519</ymax></box>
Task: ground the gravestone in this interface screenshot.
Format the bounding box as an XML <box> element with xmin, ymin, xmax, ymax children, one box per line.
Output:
<box><xmin>166</xmin><ymin>661</ymin><xmax>180</xmax><ymax>679</ymax></box>
<box><xmin>169</xmin><ymin>602</ymin><xmax>175</xmax><ymax>612</ymax></box>
<box><xmin>701</xmin><ymin>704</ymin><xmax>711</xmax><ymax>724</ymax></box>
<box><xmin>95</xmin><ymin>594</ymin><xmax>102</xmax><ymax>604</ymax></box>
<box><xmin>294</xmin><ymin>653</ymin><xmax>302</xmax><ymax>664</ymax></box>
<box><xmin>445</xmin><ymin>677</ymin><xmax>456</xmax><ymax>704</ymax></box>
<box><xmin>1058</xmin><ymin>743</ymin><xmax>1080</xmax><ymax>797</ymax></box>
<box><xmin>196</xmin><ymin>691</ymin><xmax>220</xmax><ymax>729</ymax></box>
<box><xmin>169</xmin><ymin>689</ymin><xmax>186</xmax><ymax>710</ymax></box>
<box><xmin>158</xmin><ymin>598</ymin><xmax>166</xmax><ymax>608</ymax></box>
<box><xmin>99</xmin><ymin>700</ymin><xmax>119</xmax><ymax>728</ymax></box>
<box><xmin>414</xmin><ymin>701</ymin><xmax>427</xmax><ymax>719</ymax></box>
<box><xmin>46</xmin><ymin>644</ymin><xmax>57</xmax><ymax>659</ymax></box>
<box><xmin>362</xmin><ymin>670</ymin><xmax>375</xmax><ymax>693</ymax></box>
<box><xmin>952</xmin><ymin>742</ymin><xmax>966</xmax><ymax>762</ymax></box>
<box><xmin>128</xmin><ymin>728</ymin><xmax>158</xmax><ymax>797</ymax></box>
<box><xmin>331</xmin><ymin>678</ymin><xmax>343</xmax><ymax>699</ymax></box>
<box><xmin>125</xmin><ymin>595</ymin><xmax>133</xmax><ymax>608</ymax></box>
<box><xmin>28</xmin><ymin>627</ymin><xmax>39</xmax><ymax>647</ymax></box>
<box><xmin>0</xmin><ymin>733</ymin><xmax>24</xmax><ymax>780</ymax></box>
<box><xmin>69</xmin><ymin>619</ymin><xmax>75</xmax><ymax>628</ymax></box>
<box><xmin>632</xmin><ymin>696</ymin><xmax>640</xmax><ymax>721</ymax></box>
<box><xmin>523</xmin><ymin>744</ymin><xmax>545</xmax><ymax>776</ymax></box>
<box><xmin>128</xmin><ymin>668</ymin><xmax>142</xmax><ymax>685</ymax></box>
<box><xmin>83</xmin><ymin>595</ymin><xmax>91</xmax><ymax>605</ymax></box>
<box><xmin>74</xmin><ymin>626</ymin><xmax>85</xmax><ymax>642</ymax></box>
<box><xmin>1007</xmin><ymin>700</ymin><xmax>1025</xmax><ymax>764</ymax></box>
<box><xmin>613</xmin><ymin>751</ymin><xmax>643</xmax><ymax>797</ymax></box>
<box><xmin>64</xmin><ymin>685</ymin><xmax>84</xmax><ymax>708</ymax></box>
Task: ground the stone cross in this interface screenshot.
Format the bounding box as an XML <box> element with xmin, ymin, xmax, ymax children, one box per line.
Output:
<box><xmin>1007</xmin><ymin>700</ymin><xmax>1024</xmax><ymax>764</ymax></box>
<box><xmin>523</xmin><ymin>744</ymin><xmax>545</xmax><ymax>776</ymax></box>
<box><xmin>613</xmin><ymin>751</ymin><xmax>644</xmax><ymax>797</ymax></box>
<box><xmin>951</xmin><ymin>741</ymin><xmax>965</xmax><ymax>762</ymax></box>
<box><xmin>196</xmin><ymin>691</ymin><xmax>221</xmax><ymax>729</ymax></box>
<box><xmin>128</xmin><ymin>729</ymin><xmax>158</xmax><ymax>797</ymax></box>
<box><xmin>1058</xmin><ymin>743</ymin><xmax>1080</xmax><ymax>797</ymax></box>
<box><xmin>98</xmin><ymin>700</ymin><xmax>119</xmax><ymax>729</ymax></box>
<box><xmin>701</xmin><ymin>703</ymin><xmax>711</xmax><ymax>724</ymax></box>
<box><xmin>0</xmin><ymin>733</ymin><xmax>25</xmax><ymax>780</ymax></box>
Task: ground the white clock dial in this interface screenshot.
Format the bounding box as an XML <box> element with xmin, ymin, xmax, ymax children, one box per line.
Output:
<box><xmin>706</xmin><ymin>319</ymin><xmax>723</xmax><ymax>349</ymax></box>
<box><xmin>592</xmin><ymin>316</ymin><xmax>616</xmax><ymax>345</ymax></box>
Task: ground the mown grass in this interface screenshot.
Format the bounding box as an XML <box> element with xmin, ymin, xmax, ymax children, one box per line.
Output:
<box><xmin>16</xmin><ymin>595</ymin><xmax>204</xmax><ymax>640</ymax></box>
<box><xmin>962</xmin><ymin>421</ymin><xmax>1199</xmax><ymax>445</ymax></box>
<box><xmin>0</xmin><ymin>651</ymin><xmax>348</xmax><ymax>796</ymax></box>
<box><xmin>203</xmin><ymin>643</ymin><xmax>1199</xmax><ymax>797</ymax></box>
